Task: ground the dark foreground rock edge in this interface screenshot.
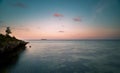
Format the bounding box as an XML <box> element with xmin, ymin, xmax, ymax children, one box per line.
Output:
<box><xmin>0</xmin><ymin>34</ymin><xmax>28</xmax><ymax>63</ymax></box>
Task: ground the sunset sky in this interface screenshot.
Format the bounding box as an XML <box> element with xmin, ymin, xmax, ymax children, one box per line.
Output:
<box><xmin>0</xmin><ymin>0</ymin><xmax>120</xmax><ymax>40</ymax></box>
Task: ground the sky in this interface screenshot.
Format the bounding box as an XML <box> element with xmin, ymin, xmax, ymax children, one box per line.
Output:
<box><xmin>0</xmin><ymin>0</ymin><xmax>120</xmax><ymax>40</ymax></box>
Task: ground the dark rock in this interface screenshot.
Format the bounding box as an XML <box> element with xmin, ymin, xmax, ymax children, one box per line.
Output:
<box><xmin>0</xmin><ymin>34</ymin><xmax>28</xmax><ymax>62</ymax></box>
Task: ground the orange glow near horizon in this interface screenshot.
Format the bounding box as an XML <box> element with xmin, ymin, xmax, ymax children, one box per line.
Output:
<box><xmin>6</xmin><ymin>25</ymin><xmax>118</xmax><ymax>40</ymax></box>
<box><xmin>0</xmin><ymin>26</ymin><xmax>119</xmax><ymax>40</ymax></box>
<box><xmin>0</xmin><ymin>18</ymin><xmax>119</xmax><ymax>40</ymax></box>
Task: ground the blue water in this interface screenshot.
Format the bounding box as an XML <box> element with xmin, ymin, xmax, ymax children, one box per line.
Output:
<box><xmin>1</xmin><ymin>40</ymin><xmax>120</xmax><ymax>73</ymax></box>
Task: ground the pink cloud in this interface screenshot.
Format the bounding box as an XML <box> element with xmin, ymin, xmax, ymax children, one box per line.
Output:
<box><xmin>73</xmin><ymin>17</ymin><xmax>81</xmax><ymax>22</ymax></box>
<box><xmin>12</xmin><ymin>2</ymin><xmax>27</xmax><ymax>8</ymax></box>
<box><xmin>58</xmin><ymin>31</ymin><xmax>64</xmax><ymax>33</ymax></box>
<box><xmin>53</xmin><ymin>13</ymin><xmax>63</xmax><ymax>17</ymax></box>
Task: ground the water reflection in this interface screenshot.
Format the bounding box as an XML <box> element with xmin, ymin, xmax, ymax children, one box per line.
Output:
<box><xmin>0</xmin><ymin>46</ymin><xmax>26</xmax><ymax>73</ymax></box>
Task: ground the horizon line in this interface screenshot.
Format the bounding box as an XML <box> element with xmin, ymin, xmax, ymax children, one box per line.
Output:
<box><xmin>26</xmin><ymin>38</ymin><xmax>120</xmax><ymax>41</ymax></box>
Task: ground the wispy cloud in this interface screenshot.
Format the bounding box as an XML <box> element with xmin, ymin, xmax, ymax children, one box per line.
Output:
<box><xmin>95</xmin><ymin>0</ymin><xmax>107</xmax><ymax>13</ymax></box>
<box><xmin>92</xmin><ymin>0</ymin><xmax>118</xmax><ymax>21</ymax></box>
<box><xmin>73</xmin><ymin>17</ymin><xmax>81</xmax><ymax>22</ymax></box>
<box><xmin>92</xmin><ymin>0</ymin><xmax>107</xmax><ymax>21</ymax></box>
<box><xmin>58</xmin><ymin>30</ymin><xmax>64</xmax><ymax>33</ymax></box>
<box><xmin>11</xmin><ymin>2</ymin><xmax>27</xmax><ymax>8</ymax></box>
<box><xmin>53</xmin><ymin>13</ymin><xmax>63</xmax><ymax>17</ymax></box>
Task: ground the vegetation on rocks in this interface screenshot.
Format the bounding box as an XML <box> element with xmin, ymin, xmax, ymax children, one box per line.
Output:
<box><xmin>0</xmin><ymin>27</ymin><xmax>28</xmax><ymax>57</ymax></box>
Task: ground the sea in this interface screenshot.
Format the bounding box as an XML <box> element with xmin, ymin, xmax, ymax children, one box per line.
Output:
<box><xmin>0</xmin><ymin>40</ymin><xmax>120</xmax><ymax>73</ymax></box>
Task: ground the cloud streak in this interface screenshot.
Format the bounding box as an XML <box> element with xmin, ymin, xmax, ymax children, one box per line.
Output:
<box><xmin>73</xmin><ymin>17</ymin><xmax>81</xmax><ymax>22</ymax></box>
<box><xmin>58</xmin><ymin>31</ymin><xmax>64</xmax><ymax>33</ymax></box>
<box><xmin>92</xmin><ymin>0</ymin><xmax>118</xmax><ymax>21</ymax></box>
<box><xmin>53</xmin><ymin>13</ymin><xmax>63</xmax><ymax>17</ymax></box>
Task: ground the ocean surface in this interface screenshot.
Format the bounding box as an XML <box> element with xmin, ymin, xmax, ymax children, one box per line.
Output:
<box><xmin>1</xmin><ymin>40</ymin><xmax>120</xmax><ymax>73</ymax></box>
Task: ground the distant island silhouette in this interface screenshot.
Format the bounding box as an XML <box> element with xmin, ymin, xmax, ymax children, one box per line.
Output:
<box><xmin>41</xmin><ymin>39</ymin><xmax>47</xmax><ymax>40</ymax></box>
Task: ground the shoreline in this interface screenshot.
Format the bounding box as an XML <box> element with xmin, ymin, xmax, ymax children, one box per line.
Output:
<box><xmin>0</xmin><ymin>34</ymin><xmax>28</xmax><ymax>62</ymax></box>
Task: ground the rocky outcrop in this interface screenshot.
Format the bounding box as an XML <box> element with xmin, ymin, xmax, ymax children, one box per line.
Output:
<box><xmin>0</xmin><ymin>34</ymin><xmax>28</xmax><ymax>59</ymax></box>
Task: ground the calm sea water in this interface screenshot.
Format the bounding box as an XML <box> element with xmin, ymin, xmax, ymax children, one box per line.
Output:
<box><xmin>1</xmin><ymin>40</ymin><xmax>120</xmax><ymax>73</ymax></box>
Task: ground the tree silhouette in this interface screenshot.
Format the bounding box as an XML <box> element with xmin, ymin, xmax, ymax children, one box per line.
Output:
<box><xmin>6</xmin><ymin>27</ymin><xmax>11</xmax><ymax>36</ymax></box>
